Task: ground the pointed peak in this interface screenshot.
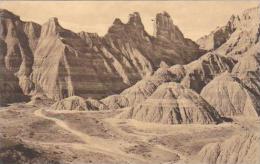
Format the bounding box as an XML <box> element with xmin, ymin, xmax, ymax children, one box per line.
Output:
<box><xmin>41</xmin><ymin>17</ymin><xmax>63</xmax><ymax>36</ymax></box>
<box><xmin>127</xmin><ymin>12</ymin><xmax>143</xmax><ymax>26</ymax></box>
<box><xmin>113</xmin><ymin>18</ymin><xmax>123</xmax><ymax>25</ymax></box>
<box><xmin>0</xmin><ymin>9</ymin><xmax>20</xmax><ymax>20</ymax></box>
<box><xmin>156</xmin><ymin>11</ymin><xmax>172</xmax><ymax>20</ymax></box>
<box><xmin>162</xmin><ymin>11</ymin><xmax>171</xmax><ymax>17</ymax></box>
<box><xmin>155</xmin><ymin>11</ymin><xmax>185</xmax><ymax>42</ymax></box>
<box><xmin>48</xmin><ymin>17</ymin><xmax>60</xmax><ymax>26</ymax></box>
<box><xmin>155</xmin><ymin>11</ymin><xmax>173</xmax><ymax>28</ymax></box>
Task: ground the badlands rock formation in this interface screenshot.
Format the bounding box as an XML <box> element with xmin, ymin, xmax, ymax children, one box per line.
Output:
<box><xmin>101</xmin><ymin>65</ymin><xmax>181</xmax><ymax>109</ymax></box>
<box><xmin>201</xmin><ymin>72</ymin><xmax>260</xmax><ymax>117</ymax></box>
<box><xmin>196</xmin><ymin>133</ymin><xmax>260</xmax><ymax>164</ymax></box>
<box><xmin>51</xmin><ymin>96</ymin><xmax>108</xmax><ymax>111</ymax></box>
<box><xmin>119</xmin><ymin>82</ymin><xmax>222</xmax><ymax>124</ymax></box>
<box><xmin>232</xmin><ymin>46</ymin><xmax>260</xmax><ymax>96</ymax></box>
<box><xmin>0</xmin><ymin>9</ymin><xmax>204</xmax><ymax>105</ymax></box>
<box><xmin>196</xmin><ymin>6</ymin><xmax>260</xmax><ymax>118</ymax></box>
<box><xmin>197</xmin><ymin>6</ymin><xmax>260</xmax><ymax>59</ymax></box>
<box><xmin>0</xmin><ymin>9</ymin><xmax>40</xmax><ymax>105</ymax></box>
<box><xmin>102</xmin><ymin>53</ymin><xmax>235</xmax><ymax>109</ymax></box>
<box><xmin>31</xmin><ymin>17</ymin><xmax>126</xmax><ymax>100</ymax></box>
<box><xmin>181</xmin><ymin>53</ymin><xmax>236</xmax><ymax>93</ymax></box>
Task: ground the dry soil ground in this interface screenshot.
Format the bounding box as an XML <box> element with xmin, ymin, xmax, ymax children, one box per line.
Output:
<box><xmin>0</xmin><ymin>103</ymin><xmax>259</xmax><ymax>164</ymax></box>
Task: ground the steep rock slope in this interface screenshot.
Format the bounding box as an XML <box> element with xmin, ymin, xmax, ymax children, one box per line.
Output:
<box><xmin>51</xmin><ymin>96</ymin><xmax>108</xmax><ymax>111</ymax></box>
<box><xmin>149</xmin><ymin>12</ymin><xmax>204</xmax><ymax>65</ymax></box>
<box><xmin>31</xmin><ymin>18</ymin><xmax>127</xmax><ymax>100</ymax></box>
<box><xmin>102</xmin><ymin>53</ymin><xmax>235</xmax><ymax>109</ymax></box>
<box><xmin>0</xmin><ymin>9</ymin><xmax>41</xmax><ymax>105</ymax></box>
<box><xmin>104</xmin><ymin>12</ymin><xmax>203</xmax><ymax>68</ymax></box>
<box><xmin>181</xmin><ymin>53</ymin><xmax>236</xmax><ymax>93</ymax></box>
<box><xmin>31</xmin><ymin>11</ymin><xmax>203</xmax><ymax>101</ymax></box>
<box><xmin>101</xmin><ymin>64</ymin><xmax>183</xmax><ymax>109</ymax></box>
<box><xmin>201</xmin><ymin>72</ymin><xmax>260</xmax><ymax>117</ymax></box>
<box><xmin>232</xmin><ymin>45</ymin><xmax>260</xmax><ymax>96</ymax></box>
<box><xmin>119</xmin><ymin>82</ymin><xmax>222</xmax><ymax>124</ymax></box>
<box><xmin>196</xmin><ymin>133</ymin><xmax>260</xmax><ymax>164</ymax></box>
<box><xmin>197</xmin><ymin>6</ymin><xmax>260</xmax><ymax>59</ymax></box>
<box><xmin>102</xmin><ymin>6</ymin><xmax>260</xmax><ymax>108</ymax></box>
<box><xmin>79</xmin><ymin>12</ymin><xmax>203</xmax><ymax>85</ymax></box>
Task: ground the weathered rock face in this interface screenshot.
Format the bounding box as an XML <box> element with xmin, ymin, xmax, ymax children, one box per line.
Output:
<box><xmin>201</xmin><ymin>72</ymin><xmax>260</xmax><ymax>117</ymax></box>
<box><xmin>181</xmin><ymin>53</ymin><xmax>236</xmax><ymax>93</ymax></box>
<box><xmin>197</xmin><ymin>6</ymin><xmax>260</xmax><ymax>59</ymax></box>
<box><xmin>119</xmin><ymin>82</ymin><xmax>222</xmax><ymax>124</ymax></box>
<box><xmin>155</xmin><ymin>12</ymin><xmax>185</xmax><ymax>42</ymax></box>
<box><xmin>102</xmin><ymin>53</ymin><xmax>235</xmax><ymax>109</ymax></box>
<box><xmin>51</xmin><ymin>96</ymin><xmax>108</xmax><ymax>111</ymax></box>
<box><xmin>31</xmin><ymin>17</ymin><xmax>128</xmax><ymax>100</ymax></box>
<box><xmin>30</xmin><ymin>11</ymin><xmax>203</xmax><ymax>101</ymax></box>
<box><xmin>0</xmin><ymin>9</ymin><xmax>204</xmax><ymax>104</ymax></box>
<box><xmin>195</xmin><ymin>6</ymin><xmax>260</xmax><ymax>119</ymax></box>
<box><xmin>195</xmin><ymin>133</ymin><xmax>260</xmax><ymax>164</ymax></box>
<box><xmin>232</xmin><ymin>46</ymin><xmax>260</xmax><ymax>96</ymax></box>
<box><xmin>196</xmin><ymin>18</ymin><xmax>236</xmax><ymax>51</ymax></box>
<box><xmin>0</xmin><ymin>9</ymin><xmax>41</xmax><ymax>105</ymax></box>
<box><xmin>101</xmin><ymin>64</ymin><xmax>185</xmax><ymax>109</ymax></box>
<box><xmin>1</xmin><ymin>6</ymin><xmax>259</xmax><ymax>109</ymax></box>
<box><xmin>152</xmin><ymin>12</ymin><xmax>204</xmax><ymax>65</ymax></box>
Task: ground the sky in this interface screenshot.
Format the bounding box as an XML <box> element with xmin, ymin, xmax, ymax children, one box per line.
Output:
<box><xmin>1</xmin><ymin>1</ymin><xmax>259</xmax><ymax>40</ymax></box>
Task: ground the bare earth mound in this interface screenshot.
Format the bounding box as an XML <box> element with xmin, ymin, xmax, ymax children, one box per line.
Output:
<box><xmin>195</xmin><ymin>132</ymin><xmax>260</xmax><ymax>164</ymax></box>
<box><xmin>51</xmin><ymin>96</ymin><xmax>108</xmax><ymax>111</ymax></box>
<box><xmin>101</xmin><ymin>65</ymin><xmax>182</xmax><ymax>109</ymax></box>
<box><xmin>119</xmin><ymin>82</ymin><xmax>222</xmax><ymax>124</ymax></box>
<box><xmin>201</xmin><ymin>72</ymin><xmax>260</xmax><ymax>117</ymax></box>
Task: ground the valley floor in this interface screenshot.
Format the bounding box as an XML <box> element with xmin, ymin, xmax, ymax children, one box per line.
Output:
<box><xmin>0</xmin><ymin>103</ymin><xmax>259</xmax><ymax>164</ymax></box>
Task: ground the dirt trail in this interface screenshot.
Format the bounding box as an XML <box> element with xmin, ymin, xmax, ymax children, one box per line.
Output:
<box><xmin>34</xmin><ymin>109</ymin><xmax>147</xmax><ymax>163</ymax></box>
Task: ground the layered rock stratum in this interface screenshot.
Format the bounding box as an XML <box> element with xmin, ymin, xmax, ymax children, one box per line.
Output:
<box><xmin>102</xmin><ymin>53</ymin><xmax>236</xmax><ymax>109</ymax></box>
<box><xmin>201</xmin><ymin>72</ymin><xmax>260</xmax><ymax>117</ymax></box>
<box><xmin>101</xmin><ymin>5</ymin><xmax>260</xmax><ymax>125</ymax></box>
<box><xmin>0</xmin><ymin>9</ymin><xmax>40</xmax><ymax>105</ymax></box>
<box><xmin>197</xmin><ymin>6</ymin><xmax>260</xmax><ymax>59</ymax></box>
<box><xmin>0</xmin><ymin>9</ymin><xmax>204</xmax><ymax>105</ymax></box>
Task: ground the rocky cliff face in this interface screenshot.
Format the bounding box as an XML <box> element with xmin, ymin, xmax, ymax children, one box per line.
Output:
<box><xmin>0</xmin><ymin>9</ymin><xmax>204</xmax><ymax>104</ymax></box>
<box><xmin>232</xmin><ymin>45</ymin><xmax>260</xmax><ymax>96</ymax></box>
<box><xmin>101</xmin><ymin>65</ymin><xmax>180</xmax><ymax>109</ymax></box>
<box><xmin>200</xmin><ymin>45</ymin><xmax>260</xmax><ymax>118</ymax></box>
<box><xmin>152</xmin><ymin>12</ymin><xmax>204</xmax><ymax>65</ymax></box>
<box><xmin>197</xmin><ymin>6</ymin><xmax>260</xmax><ymax>59</ymax></box>
<box><xmin>181</xmin><ymin>53</ymin><xmax>236</xmax><ymax>93</ymax></box>
<box><xmin>0</xmin><ymin>9</ymin><xmax>41</xmax><ymax>105</ymax></box>
<box><xmin>102</xmin><ymin>53</ymin><xmax>235</xmax><ymax>109</ymax></box>
<box><xmin>119</xmin><ymin>82</ymin><xmax>222</xmax><ymax>124</ymax></box>
<box><xmin>201</xmin><ymin>72</ymin><xmax>260</xmax><ymax>117</ymax></box>
<box><xmin>31</xmin><ymin>17</ymin><xmax>127</xmax><ymax>100</ymax></box>
<box><xmin>193</xmin><ymin>6</ymin><xmax>260</xmax><ymax>118</ymax></box>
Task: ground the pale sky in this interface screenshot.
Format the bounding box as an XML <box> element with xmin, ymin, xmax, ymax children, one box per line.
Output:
<box><xmin>1</xmin><ymin>1</ymin><xmax>259</xmax><ymax>40</ymax></box>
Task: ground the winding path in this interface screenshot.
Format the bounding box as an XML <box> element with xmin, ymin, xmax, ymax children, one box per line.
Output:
<box><xmin>34</xmin><ymin>108</ymin><xmax>147</xmax><ymax>163</ymax></box>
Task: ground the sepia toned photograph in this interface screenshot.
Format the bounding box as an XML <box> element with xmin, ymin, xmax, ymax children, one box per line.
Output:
<box><xmin>0</xmin><ymin>0</ymin><xmax>259</xmax><ymax>164</ymax></box>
